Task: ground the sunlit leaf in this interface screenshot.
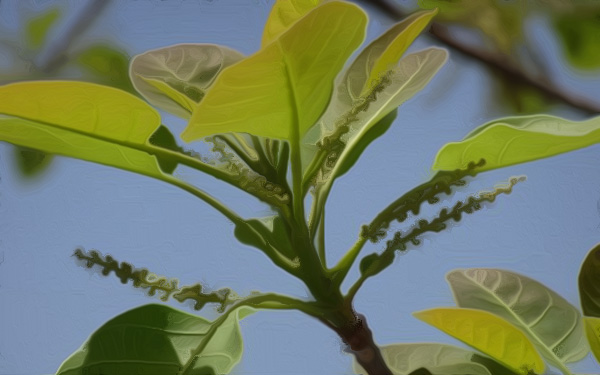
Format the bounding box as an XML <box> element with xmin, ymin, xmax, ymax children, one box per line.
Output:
<box><xmin>579</xmin><ymin>243</ymin><xmax>600</xmax><ymax>317</ymax></box>
<box><xmin>0</xmin><ymin>116</ymin><xmax>166</xmax><ymax>178</ymax></box>
<box><xmin>352</xmin><ymin>343</ymin><xmax>518</xmax><ymax>375</ymax></box>
<box><xmin>585</xmin><ymin>317</ymin><xmax>600</xmax><ymax>364</ymax></box>
<box><xmin>0</xmin><ymin>81</ymin><xmax>168</xmax><ymax>178</ymax></box>
<box><xmin>130</xmin><ymin>44</ymin><xmax>244</xmax><ymax>118</ymax></box>
<box><xmin>0</xmin><ymin>81</ymin><xmax>160</xmax><ymax>143</ymax></box>
<box><xmin>447</xmin><ymin>268</ymin><xmax>588</xmax><ymax>368</ymax></box>
<box><xmin>26</xmin><ymin>7</ymin><xmax>60</xmax><ymax>48</ymax></box>
<box><xmin>414</xmin><ymin>307</ymin><xmax>544</xmax><ymax>375</ymax></box>
<box><xmin>56</xmin><ymin>304</ymin><xmax>253</xmax><ymax>375</ymax></box>
<box><xmin>182</xmin><ymin>1</ymin><xmax>367</xmax><ymax>141</ymax></box>
<box><xmin>433</xmin><ymin>114</ymin><xmax>600</xmax><ymax>172</ymax></box>
<box><xmin>261</xmin><ymin>0</ymin><xmax>324</xmax><ymax>46</ymax></box>
<box><xmin>346</xmin><ymin>9</ymin><xmax>438</xmax><ymax>98</ymax></box>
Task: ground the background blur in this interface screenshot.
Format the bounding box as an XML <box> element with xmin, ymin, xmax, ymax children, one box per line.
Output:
<box><xmin>1</xmin><ymin>1</ymin><xmax>600</xmax><ymax>374</ymax></box>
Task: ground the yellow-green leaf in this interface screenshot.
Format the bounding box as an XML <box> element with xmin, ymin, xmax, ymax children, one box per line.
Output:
<box><xmin>585</xmin><ymin>317</ymin><xmax>600</xmax><ymax>364</ymax></box>
<box><xmin>0</xmin><ymin>81</ymin><xmax>160</xmax><ymax>144</ymax></box>
<box><xmin>354</xmin><ymin>9</ymin><xmax>438</xmax><ymax>97</ymax></box>
<box><xmin>0</xmin><ymin>81</ymin><xmax>166</xmax><ymax>179</ymax></box>
<box><xmin>182</xmin><ymin>1</ymin><xmax>367</xmax><ymax>141</ymax></box>
<box><xmin>433</xmin><ymin>114</ymin><xmax>600</xmax><ymax>172</ymax></box>
<box><xmin>414</xmin><ymin>307</ymin><xmax>545</xmax><ymax>375</ymax></box>
<box><xmin>261</xmin><ymin>0</ymin><xmax>324</xmax><ymax>46</ymax></box>
<box><xmin>0</xmin><ymin>116</ymin><xmax>165</xmax><ymax>179</ymax></box>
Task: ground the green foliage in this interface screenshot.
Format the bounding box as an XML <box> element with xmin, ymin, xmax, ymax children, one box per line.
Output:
<box><xmin>1</xmin><ymin>1</ymin><xmax>600</xmax><ymax>374</ymax></box>
<box><xmin>418</xmin><ymin>0</ymin><xmax>522</xmax><ymax>53</ymax></box>
<box><xmin>433</xmin><ymin>115</ymin><xmax>600</xmax><ymax>172</ymax></box>
<box><xmin>183</xmin><ymin>1</ymin><xmax>368</xmax><ymax>141</ymax></box>
<box><xmin>25</xmin><ymin>7</ymin><xmax>60</xmax><ymax>48</ymax></box>
<box><xmin>130</xmin><ymin>44</ymin><xmax>244</xmax><ymax>118</ymax></box>
<box><xmin>447</xmin><ymin>269</ymin><xmax>588</xmax><ymax>369</ymax></box>
<box><xmin>414</xmin><ymin>307</ymin><xmax>545</xmax><ymax>374</ymax></box>
<box><xmin>554</xmin><ymin>11</ymin><xmax>600</xmax><ymax>70</ymax></box>
<box><xmin>354</xmin><ymin>343</ymin><xmax>517</xmax><ymax>375</ymax></box>
<box><xmin>55</xmin><ymin>304</ymin><xmax>253</xmax><ymax>375</ymax></box>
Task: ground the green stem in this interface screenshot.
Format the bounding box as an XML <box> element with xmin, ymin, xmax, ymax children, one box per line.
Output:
<box><xmin>317</xmin><ymin>211</ymin><xmax>327</xmax><ymax>268</ymax></box>
<box><xmin>181</xmin><ymin>293</ymin><xmax>322</xmax><ymax>375</ymax></box>
<box><xmin>330</xmin><ymin>235</ymin><xmax>368</xmax><ymax>285</ymax></box>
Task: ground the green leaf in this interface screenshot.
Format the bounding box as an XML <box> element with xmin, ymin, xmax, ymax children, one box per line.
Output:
<box><xmin>13</xmin><ymin>146</ymin><xmax>54</xmax><ymax>177</ymax></box>
<box><xmin>76</xmin><ymin>45</ymin><xmax>136</xmax><ymax>93</ymax></box>
<box><xmin>0</xmin><ymin>81</ymin><xmax>167</xmax><ymax>179</ymax></box>
<box><xmin>335</xmin><ymin>109</ymin><xmax>397</xmax><ymax>179</ymax></box>
<box><xmin>579</xmin><ymin>243</ymin><xmax>600</xmax><ymax>317</ymax></box>
<box><xmin>433</xmin><ymin>114</ymin><xmax>600</xmax><ymax>172</ymax></box>
<box><xmin>0</xmin><ymin>81</ymin><xmax>160</xmax><ymax>143</ymax></box>
<box><xmin>414</xmin><ymin>307</ymin><xmax>545</xmax><ymax>375</ymax></box>
<box><xmin>344</xmin><ymin>9</ymin><xmax>438</xmax><ymax>98</ymax></box>
<box><xmin>352</xmin><ymin>343</ymin><xmax>518</xmax><ymax>375</ymax></box>
<box><xmin>26</xmin><ymin>8</ymin><xmax>60</xmax><ymax>48</ymax></box>
<box><xmin>130</xmin><ymin>44</ymin><xmax>244</xmax><ymax>118</ymax></box>
<box><xmin>261</xmin><ymin>0</ymin><xmax>324</xmax><ymax>46</ymax></box>
<box><xmin>55</xmin><ymin>304</ymin><xmax>253</xmax><ymax>375</ymax></box>
<box><xmin>554</xmin><ymin>11</ymin><xmax>600</xmax><ymax>70</ymax></box>
<box><xmin>584</xmin><ymin>317</ymin><xmax>600</xmax><ymax>364</ymax></box>
<box><xmin>308</xmin><ymin>48</ymin><xmax>447</xmax><ymax>205</ymax></box>
<box><xmin>447</xmin><ymin>268</ymin><xmax>588</xmax><ymax>368</ymax></box>
<box><xmin>182</xmin><ymin>1</ymin><xmax>367</xmax><ymax>141</ymax></box>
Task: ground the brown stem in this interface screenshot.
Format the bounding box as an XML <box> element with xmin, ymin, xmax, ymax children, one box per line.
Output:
<box><xmin>360</xmin><ymin>0</ymin><xmax>600</xmax><ymax>115</ymax></box>
<box><xmin>320</xmin><ymin>308</ymin><xmax>393</xmax><ymax>375</ymax></box>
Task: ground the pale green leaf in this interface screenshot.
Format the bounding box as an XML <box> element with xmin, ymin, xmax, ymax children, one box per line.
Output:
<box><xmin>308</xmin><ymin>48</ymin><xmax>447</xmax><ymax>207</ymax></box>
<box><xmin>579</xmin><ymin>243</ymin><xmax>600</xmax><ymax>317</ymax></box>
<box><xmin>447</xmin><ymin>268</ymin><xmax>588</xmax><ymax>368</ymax></box>
<box><xmin>182</xmin><ymin>1</ymin><xmax>367</xmax><ymax>141</ymax></box>
<box><xmin>130</xmin><ymin>44</ymin><xmax>244</xmax><ymax>118</ymax></box>
<box><xmin>261</xmin><ymin>0</ymin><xmax>324</xmax><ymax>46</ymax></box>
<box><xmin>352</xmin><ymin>343</ymin><xmax>517</xmax><ymax>375</ymax></box>
<box><xmin>55</xmin><ymin>304</ymin><xmax>253</xmax><ymax>375</ymax></box>
<box><xmin>584</xmin><ymin>317</ymin><xmax>600</xmax><ymax>364</ymax></box>
<box><xmin>414</xmin><ymin>307</ymin><xmax>545</xmax><ymax>375</ymax></box>
<box><xmin>433</xmin><ymin>114</ymin><xmax>600</xmax><ymax>172</ymax></box>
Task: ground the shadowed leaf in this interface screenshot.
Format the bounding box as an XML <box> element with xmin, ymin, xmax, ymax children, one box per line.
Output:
<box><xmin>55</xmin><ymin>304</ymin><xmax>253</xmax><ymax>375</ymax></box>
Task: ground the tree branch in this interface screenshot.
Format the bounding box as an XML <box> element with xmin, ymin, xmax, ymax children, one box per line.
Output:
<box><xmin>359</xmin><ymin>0</ymin><xmax>600</xmax><ymax>115</ymax></box>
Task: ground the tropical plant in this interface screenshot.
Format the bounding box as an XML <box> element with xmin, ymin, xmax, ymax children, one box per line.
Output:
<box><xmin>1</xmin><ymin>1</ymin><xmax>599</xmax><ymax>374</ymax></box>
<box><xmin>355</xmin><ymin>243</ymin><xmax>600</xmax><ymax>375</ymax></box>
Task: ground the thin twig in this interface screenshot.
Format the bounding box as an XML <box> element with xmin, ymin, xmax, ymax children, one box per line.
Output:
<box><xmin>360</xmin><ymin>0</ymin><xmax>600</xmax><ymax>115</ymax></box>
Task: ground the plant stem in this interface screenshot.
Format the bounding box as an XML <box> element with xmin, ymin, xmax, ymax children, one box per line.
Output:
<box><xmin>319</xmin><ymin>306</ymin><xmax>393</xmax><ymax>375</ymax></box>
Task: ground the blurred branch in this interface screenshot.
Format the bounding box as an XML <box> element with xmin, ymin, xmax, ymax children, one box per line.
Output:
<box><xmin>36</xmin><ymin>0</ymin><xmax>110</xmax><ymax>72</ymax></box>
<box><xmin>361</xmin><ymin>0</ymin><xmax>600</xmax><ymax>115</ymax></box>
